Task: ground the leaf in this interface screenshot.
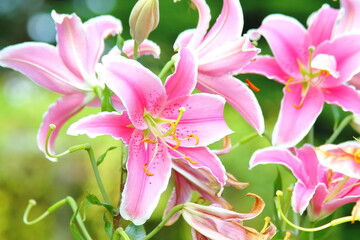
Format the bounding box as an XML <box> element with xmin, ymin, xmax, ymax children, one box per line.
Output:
<box><xmin>116</xmin><ymin>34</ymin><xmax>125</xmax><ymax>51</ymax></box>
<box><xmin>100</xmin><ymin>86</ymin><xmax>116</xmax><ymax>112</ymax></box>
<box><xmin>103</xmin><ymin>214</ymin><xmax>113</xmax><ymax>239</ymax></box>
<box><xmin>97</xmin><ymin>146</ymin><xmax>117</xmax><ymax>166</ymax></box>
<box><xmin>331</xmin><ymin>105</ymin><xmax>340</xmax><ymax>131</ymax></box>
<box><xmin>86</xmin><ymin>193</ymin><xmax>115</xmax><ymax>214</ymax></box>
<box><xmin>124</xmin><ymin>223</ymin><xmax>146</xmax><ymax>240</ymax></box>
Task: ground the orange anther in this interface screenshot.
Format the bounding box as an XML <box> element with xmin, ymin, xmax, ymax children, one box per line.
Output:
<box><xmin>285</xmin><ymin>78</ymin><xmax>294</xmax><ymax>92</ymax></box>
<box><xmin>293</xmin><ymin>103</ymin><xmax>303</xmax><ymax>109</ymax></box>
<box><xmin>142</xmin><ymin>138</ymin><xmax>157</xmax><ymax>144</ymax></box>
<box><xmin>246</xmin><ymin>79</ymin><xmax>260</xmax><ymax>92</ymax></box>
<box><xmin>188</xmin><ymin>134</ymin><xmax>199</xmax><ymax>145</ymax></box>
<box><xmin>185</xmin><ymin>156</ymin><xmax>199</xmax><ymax>164</ymax></box>
<box><xmin>143</xmin><ymin>163</ymin><xmax>154</xmax><ymax>176</ymax></box>
<box><xmin>172</xmin><ymin>134</ymin><xmax>181</xmax><ymax>149</ymax></box>
<box><xmin>320</xmin><ymin>69</ymin><xmax>330</xmax><ymax>77</ymax></box>
<box><xmin>250</xmin><ymin>58</ymin><xmax>257</xmax><ymax>61</ymax></box>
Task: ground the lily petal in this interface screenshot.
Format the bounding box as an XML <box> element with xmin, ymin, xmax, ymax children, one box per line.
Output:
<box><xmin>38</xmin><ymin>94</ymin><xmax>87</xmax><ymax>161</ymax></box>
<box><xmin>187</xmin><ymin>0</ymin><xmax>211</xmax><ymax>49</ymax></box>
<box><xmin>120</xmin><ymin>130</ymin><xmax>172</xmax><ymax>225</ymax></box>
<box><xmin>197</xmin><ymin>74</ymin><xmax>264</xmax><ymax>134</ymax></box>
<box><xmin>67</xmin><ymin>111</ymin><xmax>134</xmax><ymax>145</ymax></box>
<box><xmin>258</xmin><ymin>14</ymin><xmax>307</xmax><ymax>77</ymax></box>
<box><xmin>198</xmin><ymin>37</ymin><xmax>260</xmax><ymax>76</ymax></box>
<box><xmin>171</xmin><ymin>146</ymin><xmax>227</xmax><ymax>187</ymax></box>
<box><xmin>323</xmin><ymin>84</ymin><xmax>360</xmax><ymax>114</ymax></box>
<box><xmin>272</xmin><ymin>85</ymin><xmax>324</xmax><ymax>147</ymax></box>
<box><xmin>99</xmin><ymin>54</ymin><xmax>166</xmax><ymax>129</ymax></box>
<box><xmin>292</xmin><ymin>182</ymin><xmax>318</xmax><ymax>214</ymax></box>
<box><xmin>333</xmin><ymin>0</ymin><xmax>360</xmax><ymax>36</ymax></box>
<box><xmin>84</xmin><ymin>15</ymin><xmax>122</xmax><ymax>72</ymax></box>
<box><xmin>165</xmin><ymin>47</ymin><xmax>197</xmax><ymax>99</ymax></box>
<box><xmin>0</xmin><ymin>42</ymin><xmax>83</xmax><ymax>94</ymax></box>
<box><xmin>315</xmin><ymin>34</ymin><xmax>360</xmax><ymax>85</ymax></box>
<box><xmin>174</xmin><ymin>29</ymin><xmax>195</xmax><ymax>50</ymax></box>
<box><xmin>52</xmin><ymin>11</ymin><xmax>89</xmax><ymax>80</ymax></box>
<box><xmin>307</xmin><ymin>4</ymin><xmax>339</xmax><ymax>47</ymax></box>
<box><xmin>161</xmin><ymin>93</ymin><xmax>233</xmax><ymax>147</ymax></box>
<box><xmin>198</xmin><ymin>0</ymin><xmax>244</xmax><ymax>53</ymax></box>
<box><xmin>239</xmin><ymin>55</ymin><xmax>288</xmax><ymax>84</ymax></box>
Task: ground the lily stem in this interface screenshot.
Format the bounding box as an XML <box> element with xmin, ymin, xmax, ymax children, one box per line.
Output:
<box><xmin>142</xmin><ymin>204</ymin><xmax>184</xmax><ymax>240</ymax></box>
<box><xmin>112</xmin><ymin>227</ymin><xmax>130</xmax><ymax>240</ymax></box>
<box><xmin>325</xmin><ymin>115</ymin><xmax>352</xmax><ymax>144</ymax></box>
<box><xmin>158</xmin><ymin>58</ymin><xmax>175</xmax><ymax>80</ymax></box>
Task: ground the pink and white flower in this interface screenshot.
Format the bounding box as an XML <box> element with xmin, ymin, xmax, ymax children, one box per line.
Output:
<box><xmin>68</xmin><ymin>48</ymin><xmax>232</xmax><ymax>225</ymax></box>
<box><xmin>0</xmin><ymin>11</ymin><xmax>123</xmax><ymax>160</ymax></box>
<box><xmin>250</xmin><ymin>145</ymin><xmax>360</xmax><ymax>221</ymax></box>
<box><xmin>242</xmin><ymin>4</ymin><xmax>360</xmax><ymax>147</ymax></box>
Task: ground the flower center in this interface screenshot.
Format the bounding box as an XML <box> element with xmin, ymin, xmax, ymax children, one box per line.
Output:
<box><xmin>285</xmin><ymin>46</ymin><xmax>330</xmax><ymax>109</ymax></box>
<box><xmin>141</xmin><ymin>107</ymin><xmax>200</xmax><ymax>176</ymax></box>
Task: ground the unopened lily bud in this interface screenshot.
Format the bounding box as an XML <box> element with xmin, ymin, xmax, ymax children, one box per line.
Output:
<box><xmin>129</xmin><ymin>0</ymin><xmax>159</xmax><ymax>44</ymax></box>
<box><xmin>351</xmin><ymin>114</ymin><xmax>360</xmax><ymax>134</ymax></box>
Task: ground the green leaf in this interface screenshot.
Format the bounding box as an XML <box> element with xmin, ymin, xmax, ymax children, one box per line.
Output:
<box><xmin>273</xmin><ymin>167</ymin><xmax>283</xmax><ymax>197</ymax></box>
<box><xmin>86</xmin><ymin>193</ymin><xmax>115</xmax><ymax>214</ymax></box>
<box><xmin>97</xmin><ymin>146</ymin><xmax>117</xmax><ymax>166</ymax></box>
<box><xmin>103</xmin><ymin>214</ymin><xmax>113</xmax><ymax>239</ymax></box>
<box><xmin>100</xmin><ymin>86</ymin><xmax>116</xmax><ymax>112</ymax></box>
<box><xmin>124</xmin><ymin>223</ymin><xmax>146</xmax><ymax>240</ymax></box>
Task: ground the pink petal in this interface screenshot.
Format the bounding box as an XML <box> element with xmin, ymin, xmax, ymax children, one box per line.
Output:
<box><xmin>198</xmin><ymin>0</ymin><xmax>244</xmax><ymax>53</ymax></box>
<box><xmin>239</xmin><ymin>55</ymin><xmax>288</xmax><ymax>84</ymax></box>
<box><xmin>120</xmin><ymin>130</ymin><xmax>172</xmax><ymax>225</ymax></box>
<box><xmin>114</xmin><ymin>39</ymin><xmax>161</xmax><ymax>59</ymax></box>
<box><xmin>333</xmin><ymin>0</ymin><xmax>360</xmax><ymax>36</ymax></box>
<box><xmin>249</xmin><ymin>147</ymin><xmax>308</xmax><ymax>183</ymax></box>
<box><xmin>258</xmin><ymin>14</ymin><xmax>307</xmax><ymax>77</ymax></box>
<box><xmin>312</xmin><ymin>54</ymin><xmax>339</xmax><ymax>79</ymax></box>
<box><xmin>171</xmin><ymin>146</ymin><xmax>227</xmax><ymax>187</ymax></box>
<box><xmin>272</xmin><ymin>85</ymin><xmax>324</xmax><ymax>147</ymax></box>
<box><xmin>38</xmin><ymin>94</ymin><xmax>87</xmax><ymax>161</ymax></box>
<box><xmin>0</xmin><ymin>42</ymin><xmax>83</xmax><ymax>94</ymax></box>
<box><xmin>307</xmin><ymin>4</ymin><xmax>339</xmax><ymax>47</ymax></box>
<box><xmin>84</xmin><ymin>15</ymin><xmax>122</xmax><ymax>72</ymax></box>
<box><xmin>197</xmin><ymin>74</ymin><xmax>264</xmax><ymax>134</ymax></box>
<box><xmin>316</xmin><ymin>141</ymin><xmax>360</xmax><ymax>179</ymax></box>
<box><xmin>292</xmin><ymin>182</ymin><xmax>318</xmax><ymax>214</ymax></box>
<box><xmin>186</xmin><ymin>0</ymin><xmax>211</xmax><ymax>49</ymax></box>
<box><xmin>52</xmin><ymin>11</ymin><xmax>89</xmax><ymax>80</ymax></box>
<box><xmin>174</xmin><ymin>29</ymin><xmax>195</xmax><ymax>50</ymax></box>
<box><xmin>165</xmin><ymin>48</ymin><xmax>197</xmax><ymax>99</ymax></box>
<box><xmin>161</xmin><ymin>93</ymin><xmax>233</xmax><ymax>147</ymax></box>
<box><xmin>163</xmin><ymin>172</ymin><xmax>193</xmax><ymax>226</ymax></box>
<box><xmin>323</xmin><ymin>84</ymin><xmax>360</xmax><ymax>115</ymax></box>
<box><xmin>198</xmin><ymin>37</ymin><xmax>260</xmax><ymax>76</ymax></box>
<box><xmin>98</xmin><ymin>55</ymin><xmax>166</xmax><ymax>129</ymax></box>
<box><xmin>315</xmin><ymin>34</ymin><xmax>360</xmax><ymax>85</ymax></box>
<box><xmin>67</xmin><ymin>111</ymin><xmax>134</xmax><ymax>145</ymax></box>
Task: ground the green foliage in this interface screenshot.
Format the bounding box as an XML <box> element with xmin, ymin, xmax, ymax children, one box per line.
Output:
<box><xmin>86</xmin><ymin>193</ymin><xmax>115</xmax><ymax>214</ymax></box>
<box><xmin>124</xmin><ymin>223</ymin><xmax>146</xmax><ymax>240</ymax></box>
<box><xmin>97</xmin><ymin>146</ymin><xmax>117</xmax><ymax>166</ymax></box>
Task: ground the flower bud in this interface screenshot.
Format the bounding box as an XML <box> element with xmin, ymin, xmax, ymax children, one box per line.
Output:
<box><xmin>129</xmin><ymin>0</ymin><xmax>159</xmax><ymax>44</ymax></box>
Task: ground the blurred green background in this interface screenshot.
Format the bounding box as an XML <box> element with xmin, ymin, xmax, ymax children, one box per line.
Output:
<box><xmin>1</xmin><ymin>0</ymin><xmax>359</xmax><ymax>239</ymax></box>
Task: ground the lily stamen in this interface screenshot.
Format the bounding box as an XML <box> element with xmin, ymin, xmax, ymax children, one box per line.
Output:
<box><xmin>143</xmin><ymin>163</ymin><xmax>154</xmax><ymax>176</ymax></box>
<box><xmin>246</xmin><ymin>78</ymin><xmax>260</xmax><ymax>92</ymax></box>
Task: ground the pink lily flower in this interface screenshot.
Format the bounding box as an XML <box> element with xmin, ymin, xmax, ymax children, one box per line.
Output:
<box><xmin>0</xmin><ymin>11</ymin><xmax>122</xmax><ymax>160</ymax></box>
<box><xmin>174</xmin><ymin>0</ymin><xmax>264</xmax><ymax>134</ymax></box>
<box><xmin>182</xmin><ymin>195</ymin><xmax>276</xmax><ymax>240</ymax></box>
<box><xmin>316</xmin><ymin>141</ymin><xmax>360</xmax><ymax>179</ymax></box>
<box><xmin>163</xmin><ymin>158</ymin><xmax>248</xmax><ymax>226</ymax></box>
<box><xmin>67</xmin><ymin>48</ymin><xmax>232</xmax><ymax>225</ymax></box>
<box><xmin>250</xmin><ymin>145</ymin><xmax>360</xmax><ymax>221</ymax></box>
<box><xmin>242</xmin><ymin>5</ymin><xmax>360</xmax><ymax>147</ymax></box>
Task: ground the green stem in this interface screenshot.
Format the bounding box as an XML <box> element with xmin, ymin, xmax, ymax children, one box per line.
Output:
<box><xmin>95</xmin><ymin>86</ymin><xmax>115</xmax><ymax>112</ymax></box>
<box><xmin>86</xmin><ymin>146</ymin><xmax>111</xmax><ymax>204</ymax></box>
<box><xmin>113</xmin><ymin>142</ymin><xmax>125</xmax><ymax>231</ymax></box>
<box><xmin>158</xmin><ymin>59</ymin><xmax>175</xmax><ymax>80</ymax></box>
<box><xmin>325</xmin><ymin>115</ymin><xmax>352</xmax><ymax>144</ymax></box>
<box><xmin>23</xmin><ymin>197</ymin><xmax>92</xmax><ymax>240</ymax></box>
<box><xmin>133</xmin><ymin>41</ymin><xmax>139</xmax><ymax>59</ymax></box>
<box><xmin>142</xmin><ymin>204</ymin><xmax>184</xmax><ymax>240</ymax></box>
<box><xmin>112</xmin><ymin>227</ymin><xmax>130</xmax><ymax>240</ymax></box>
<box><xmin>308</xmin><ymin>126</ymin><xmax>314</xmax><ymax>145</ymax></box>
